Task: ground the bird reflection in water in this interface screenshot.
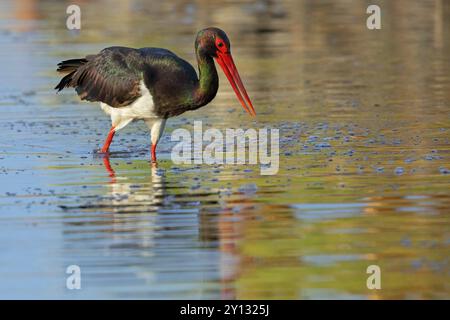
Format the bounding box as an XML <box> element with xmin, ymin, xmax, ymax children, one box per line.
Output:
<box><xmin>101</xmin><ymin>156</ymin><xmax>241</xmax><ymax>298</ymax></box>
<box><xmin>100</xmin><ymin>155</ymin><xmax>165</xmax><ymax>212</ymax></box>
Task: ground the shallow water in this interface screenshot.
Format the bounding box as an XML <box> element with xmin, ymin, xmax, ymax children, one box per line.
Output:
<box><xmin>0</xmin><ymin>0</ymin><xmax>449</xmax><ymax>299</ymax></box>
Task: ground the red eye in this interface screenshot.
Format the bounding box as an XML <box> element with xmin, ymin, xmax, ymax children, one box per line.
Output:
<box><xmin>215</xmin><ymin>38</ymin><xmax>227</xmax><ymax>52</ymax></box>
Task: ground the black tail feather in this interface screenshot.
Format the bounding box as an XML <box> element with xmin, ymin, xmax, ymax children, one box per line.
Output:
<box><xmin>56</xmin><ymin>58</ymin><xmax>87</xmax><ymax>72</ymax></box>
<box><xmin>55</xmin><ymin>58</ymin><xmax>87</xmax><ymax>92</ymax></box>
<box><xmin>54</xmin><ymin>70</ymin><xmax>76</xmax><ymax>91</ymax></box>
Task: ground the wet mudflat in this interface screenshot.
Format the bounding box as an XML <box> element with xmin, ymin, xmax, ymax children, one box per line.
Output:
<box><xmin>0</xmin><ymin>0</ymin><xmax>449</xmax><ymax>299</ymax></box>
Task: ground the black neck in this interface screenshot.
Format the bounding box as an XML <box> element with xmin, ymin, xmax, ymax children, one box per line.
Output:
<box><xmin>193</xmin><ymin>51</ymin><xmax>219</xmax><ymax>109</ymax></box>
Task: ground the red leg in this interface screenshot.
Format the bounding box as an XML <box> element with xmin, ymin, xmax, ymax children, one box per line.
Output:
<box><xmin>151</xmin><ymin>143</ymin><xmax>157</xmax><ymax>163</ymax></box>
<box><xmin>101</xmin><ymin>127</ymin><xmax>116</xmax><ymax>153</ymax></box>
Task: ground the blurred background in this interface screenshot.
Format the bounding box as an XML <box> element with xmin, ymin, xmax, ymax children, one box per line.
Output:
<box><xmin>0</xmin><ymin>0</ymin><xmax>449</xmax><ymax>299</ymax></box>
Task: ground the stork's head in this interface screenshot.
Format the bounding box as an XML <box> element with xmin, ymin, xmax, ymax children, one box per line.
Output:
<box><xmin>195</xmin><ymin>27</ymin><xmax>256</xmax><ymax>116</ymax></box>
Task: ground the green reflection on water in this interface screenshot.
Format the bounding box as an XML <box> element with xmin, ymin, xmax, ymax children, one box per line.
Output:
<box><xmin>0</xmin><ymin>0</ymin><xmax>449</xmax><ymax>299</ymax></box>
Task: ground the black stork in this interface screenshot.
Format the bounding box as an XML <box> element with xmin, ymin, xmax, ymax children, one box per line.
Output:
<box><xmin>55</xmin><ymin>27</ymin><xmax>256</xmax><ymax>162</ymax></box>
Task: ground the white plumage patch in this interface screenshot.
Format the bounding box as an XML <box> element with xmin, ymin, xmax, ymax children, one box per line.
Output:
<box><xmin>100</xmin><ymin>81</ymin><xmax>158</xmax><ymax>130</ymax></box>
<box><xmin>100</xmin><ymin>80</ymin><xmax>166</xmax><ymax>145</ymax></box>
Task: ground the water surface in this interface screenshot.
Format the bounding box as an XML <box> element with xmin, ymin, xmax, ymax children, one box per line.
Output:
<box><xmin>0</xmin><ymin>0</ymin><xmax>449</xmax><ymax>299</ymax></box>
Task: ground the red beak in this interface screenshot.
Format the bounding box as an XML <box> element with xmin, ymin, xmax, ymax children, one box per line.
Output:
<box><xmin>215</xmin><ymin>52</ymin><xmax>256</xmax><ymax>117</ymax></box>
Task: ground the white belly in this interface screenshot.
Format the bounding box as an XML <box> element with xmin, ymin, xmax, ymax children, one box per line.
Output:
<box><xmin>100</xmin><ymin>80</ymin><xmax>157</xmax><ymax>131</ymax></box>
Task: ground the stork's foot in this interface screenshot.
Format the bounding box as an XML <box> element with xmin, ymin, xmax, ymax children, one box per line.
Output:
<box><xmin>93</xmin><ymin>148</ymin><xmax>110</xmax><ymax>156</ymax></box>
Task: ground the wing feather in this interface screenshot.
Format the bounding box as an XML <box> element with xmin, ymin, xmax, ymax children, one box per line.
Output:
<box><xmin>55</xmin><ymin>47</ymin><xmax>143</xmax><ymax>108</ymax></box>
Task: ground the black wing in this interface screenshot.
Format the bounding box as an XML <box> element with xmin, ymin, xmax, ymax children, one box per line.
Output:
<box><xmin>55</xmin><ymin>47</ymin><xmax>143</xmax><ymax>108</ymax></box>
